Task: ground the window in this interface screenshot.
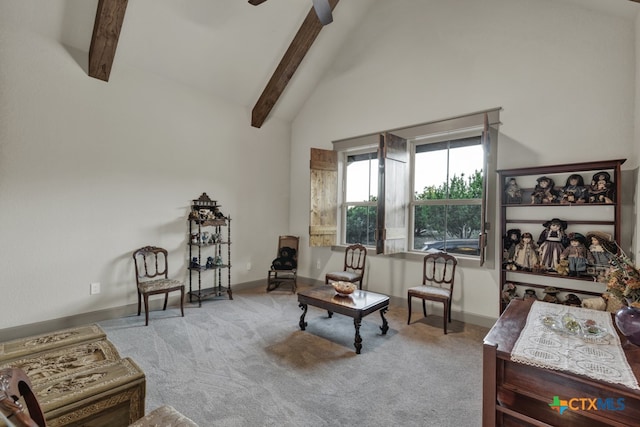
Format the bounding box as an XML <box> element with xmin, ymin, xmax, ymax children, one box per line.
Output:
<box><xmin>344</xmin><ymin>151</ymin><xmax>378</xmax><ymax>246</ymax></box>
<box><xmin>312</xmin><ymin>108</ymin><xmax>500</xmax><ymax>265</ymax></box>
<box><xmin>412</xmin><ymin>136</ymin><xmax>484</xmax><ymax>256</ymax></box>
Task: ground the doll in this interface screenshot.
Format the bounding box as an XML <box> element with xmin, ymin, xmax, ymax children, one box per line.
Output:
<box><xmin>588</xmin><ymin>171</ymin><xmax>615</xmax><ymax>204</ymax></box>
<box><xmin>560</xmin><ymin>233</ymin><xmax>594</xmax><ymax>277</ymax></box>
<box><xmin>537</xmin><ymin>218</ymin><xmax>568</xmax><ymax>271</ymax></box>
<box><xmin>512</xmin><ymin>232</ymin><xmax>539</xmax><ymax>271</ymax></box>
<box><xmin>531</xmin><ymin>176</ymin><xmax>558</xmax><ymax>204</ymax></box>
<box><xmin>586</xmin><ymin>231</ymin><xmax>616</xmax><ymax>280</ymax></box>
<box><xmin>502</xmin><ymin>228</ymin><xmax>521</xmax><ymax>264</ymax></box>
<box><xmin>504</xmin><ymin>178</ymin><xmax>522</xmax><ymax>204</ymax></box>
<box><xmin>559</xmin><ymin>174</ymin><xmax>586</xmax><ymax>204</ymax></box>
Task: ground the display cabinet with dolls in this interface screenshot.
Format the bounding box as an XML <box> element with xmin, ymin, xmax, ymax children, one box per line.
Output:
<box><xmin>497</xmin><ymin>159</ymin><xmax>625</xmax><ymax>313</ymax></box>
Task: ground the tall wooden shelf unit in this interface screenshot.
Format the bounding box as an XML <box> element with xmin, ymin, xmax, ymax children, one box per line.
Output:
<box><xmin>188</xmin><ymin>193</ymin><xmax>232</xmax><ymax>306</ymax></box>
<box><xmin>497</xmin><ymin>159</ymin><xmax>625</xmax><ymax>313</ymax></box>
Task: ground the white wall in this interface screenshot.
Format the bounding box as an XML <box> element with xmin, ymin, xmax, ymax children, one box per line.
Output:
<box><xmin>290</xmin><ymin>0</ymin><xmax>638</xmax><ymax>322</ymax></box>
<box><xmin>0</xmin><ymin>16</ymin><xmax>292</xmax><ymax>329</ymax></box>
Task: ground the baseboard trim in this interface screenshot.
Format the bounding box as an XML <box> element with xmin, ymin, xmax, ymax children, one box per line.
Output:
<box><xmin>0</xmin><ymin>278</ymin><xmax>497</xmax><ymax>341</ymax></box>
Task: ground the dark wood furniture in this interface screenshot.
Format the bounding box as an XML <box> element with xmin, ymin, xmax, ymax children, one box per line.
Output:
<box><xmin>267</xmin><ymin>235</ymin><xmax>299</xmax><ymax>293</ymax></box>
<box><xmin>188</xmin><ymin>193</ymin><xmax>232</xmax><ymax>306</ymax></box>
<box><xmin>497</xmin><ymin>159</ymin><xmax>625</xmax><ymax>313</ymax></box>
<box><xmin>0</xmin><ymin>367</ymin><xmax>46</xmax><ymax>427</ymax></box>
<box><xmin>325</xmin><ymin>243</ymin><xmax>367</xmax><ymax>289</ymax></box>
<box><xmin>407</xmin><ymin>253</ymin><xmax>457</xmax><ymax>334</ymax></box>
<box><xmin>133</xmin><ymin>246</ymin><xmax>185</xmax><ymax>326</ymax></box>
<box><xmin>483</xmin><ymin>298</ymin><xmax>640</xmax><ymax>426</ymax></box>
<box><xmin>297</xmin><ymin>286</ymin><xmax>389</xmax><ymax>354</ymax></box>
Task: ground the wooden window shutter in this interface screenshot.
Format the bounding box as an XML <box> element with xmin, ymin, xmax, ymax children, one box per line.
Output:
<box><xmin>376</xmin><ymin>133</ymin><xmax>408</xmax><ymax>254</ymax></box>
<box><xmin>479</xmin><ymin>114</ymin><xmax>490</xmax><ymax>266</ymax></box>
<box><xmin>309</xmin><ymin>148</ymin><xmax>338</xmax><ymax>247</ymax></box>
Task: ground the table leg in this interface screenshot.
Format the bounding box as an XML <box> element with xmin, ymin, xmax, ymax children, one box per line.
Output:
<box><xmin>380</xmin><ymin>308</ymin><xmax>389</xmax><ymax>335</ymax></box>
<box><xmin>327</xmin><ymin>311</ymin><xmax>333</xmax><ymax>318</ymax></box>
<box><xmin>354</xmin><ymin>318</ymin><xmax>362</xmax><ymax>354</ymax></box>
<box><xmin>299</xmin><ymin>303</ymin><xmax>308</xmax><ymax>330</ymax></box>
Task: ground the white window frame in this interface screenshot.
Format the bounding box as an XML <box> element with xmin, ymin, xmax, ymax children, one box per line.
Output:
<box><xmin>329</xmin><ymin>108</ymin><xmax>500</xmax><ymax>267</ymax></box>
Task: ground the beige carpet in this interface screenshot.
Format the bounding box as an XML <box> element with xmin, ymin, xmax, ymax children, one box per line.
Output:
<box><xmin>100</xmin><ymin>284</ymin><xmax>489</xmax><ymax>426</ymax></box>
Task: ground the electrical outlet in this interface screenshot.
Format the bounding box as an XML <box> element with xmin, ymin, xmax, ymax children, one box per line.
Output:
<box><xmin>317</xmin><ymin>259</ymin><xmax>321</xmax><ymax>270</ymax></box>
<box><xmin>90</xmin><ymin>282</ymin><xmax>101</xmax><ymax>295</ymax></box>
<box><xmin>246</xmin><ymin>262</ymin><xmax>252</xmax><ymax>271</ymax></box>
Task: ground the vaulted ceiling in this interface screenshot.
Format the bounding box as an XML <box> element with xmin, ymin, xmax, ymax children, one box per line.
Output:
<box><xmin>82</xmin><ymin>0</ymin><xmax>372</xmax><ymax>128</ymax></box>
<box><xmin>3</xmin><ymin>0</ymin><xmax>638</xmax><ymax>128</ymax></box>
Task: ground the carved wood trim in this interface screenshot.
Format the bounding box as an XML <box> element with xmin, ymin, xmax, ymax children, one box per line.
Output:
<box><xmin>89</xmin><ymin>0</ymin><xmax>129</xmax><ymax>82</ymax></box>
<box><xmin>251</xmin><ymin>0</ymin><xmax>340</xmax><ymax>128</ymax></box>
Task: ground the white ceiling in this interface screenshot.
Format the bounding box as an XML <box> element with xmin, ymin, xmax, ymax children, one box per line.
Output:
<box><xmin>1</xmin><ymin>0</ymin><xmax>638</xmax><ymax>124</ymax></box>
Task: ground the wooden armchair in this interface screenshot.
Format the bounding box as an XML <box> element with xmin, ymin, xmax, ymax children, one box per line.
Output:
<box><xmin>133</xmin><ymin>246</ymin><xmax>185</xmax><ymax>326</ymax></box>
<box><xmin>267</xmin><ymin>235</ymin><xmax>299</xmax><ymax>293</ymax></box>
<box><xmin>325</xmin><ymin>244</ymin><xmax>367</xmax><ymax>289</ymax></box>
<box><xmin>407</xmin><ymin>253</ymin><xmax>457</xmax><ymax>334</ymax></box>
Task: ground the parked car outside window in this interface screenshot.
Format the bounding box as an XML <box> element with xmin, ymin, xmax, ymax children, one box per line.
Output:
<box><xmin>421</xmin><ymin>239</ymin><xmax>480</xmax><ymax>256</ymax></box>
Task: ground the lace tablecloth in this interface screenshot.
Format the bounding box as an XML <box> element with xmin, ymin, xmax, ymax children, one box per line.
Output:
<box><xmin>511</xmin><ymin>301</ymin><xmax>639</xmax><ymax>390</ymax></box>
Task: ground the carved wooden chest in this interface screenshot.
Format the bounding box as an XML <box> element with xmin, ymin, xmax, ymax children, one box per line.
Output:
<box><xmin>0</xmin><ymin>324</ymin><xmax>145</xmax><ymax>426</ymax></box>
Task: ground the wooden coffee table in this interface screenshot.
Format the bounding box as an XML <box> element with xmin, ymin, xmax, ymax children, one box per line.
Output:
<box><xmin>297</xmin><ymin>286</ymin><xmax>390</xmax><ymax>354</ymax></box>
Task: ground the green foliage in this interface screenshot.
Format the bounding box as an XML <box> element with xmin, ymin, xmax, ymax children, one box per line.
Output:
<box><xmin>345</xmin><ymin>171</ymin><xmax>483</xmax><ymax>248</ymax></box>
<box><xmin>415</xmin><ymin>170</ymin><xmax>483</xmax><ymax>242</ymax></box>
<box><xmin>345</xmin><ymin>205</ymin><xmax>376</xmax><ymax>245</ymax></box>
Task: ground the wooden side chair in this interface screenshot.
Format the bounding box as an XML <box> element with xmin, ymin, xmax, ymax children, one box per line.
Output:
<box><xmin>267</xmin><ymin>235</ymin><xmax>299</xmax><ymax>293</ymax></box>
<box><xmin>133</xmin><ymin>246</ymin><xmax>185</xmax><ymax>326</ymax></box>
<box><xmin>407</xmin><ymin>253</ymin><xmax>458</xmax><ymax>334</ymax></box>
<box><xmin>0</xmin><ymin>367</ymin><xmax>46</xmax><ymax>427</ymax></box>
<box><xmin>325</xmin><ymin>243</ymin><xmax>367</xmax><ymax>289</ymax></box>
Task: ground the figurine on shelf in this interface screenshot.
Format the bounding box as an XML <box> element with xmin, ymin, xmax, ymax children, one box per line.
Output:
<box><xmin>502</xmin><ymin>228</ymin><xmax>521</xmax><ymax>264</ymax></box>
<box><xmin>523</xmin><ymin>289</ymin><xmax>539</xmax><ymax>301</ymax></box>
<box><xmin>191</xmin><ymin>233</ymin><xmax>199</xmax><ymax>244</ymax></box>
<box><xmin>542</xmin><ymin>287</ymin><xmax>559</xmax><ymax>304</ymax></box>
<box><xmin>556</xmin><ymin>259</ymin><xmax>570</xmax><ymax>276</ymax></box>
<box><xmin>559</xmin><ymin>174</ymin><xmax>587</xmax><ymax>204</ymax></box>
<box><xmin>512</xmin><ymin>232</ymin><xmax>539</xmax><ymax>271</ymax></box>
<box><xmin>504</xmin><ymin>178</ymin><xmax>522</xmax><ymax>204</ymax></box>
<box><xmin>537</xmin><ymin>218</ymin><xmax>568</xmax><ymax>271</ymax></box>
<box><xmin>501</xmin><ymin>283</ymin><xmax>519</xmax><ymax>305</ymax></box>
<box><xmin>587</xmin><ymin>231</ymin><xmax>616</xmax><ymax>281</ymax></box>
<box><xmin>214</xmin><ymin>256</ymin><xmax>224</xmax><ymax>266</ymax></box>
<box><xmin>563</xmin><ymin>293</ymin><xmax>582</xmax><ymax>307</ymax></box>
<box><xmin>531</xmin><ymin>176</ymin><xmax>558</xmax><ymax>204</ymax></box>
<box><xmin>200</xmin><ymin>232</ymin><xmax>210</xmax><ymax>245</ymax></box>
<box><xmin>190</xmin><ymin>257</ymin><xmax>200</xmax><ymax>268</ymax></box>
<box><xmin>588</xmin><ymin>171</ymin><xmax>615</xmax><ymax>204</ymax></box>
<box><xmin>560</xmin><ymin>232</ymin><xmax>594</xmax><ymax>277</ymax></box>
<box><xmin>205</xmin><ymin>256</ymin><xmax>214</xmax><ymax>269</ymax></box>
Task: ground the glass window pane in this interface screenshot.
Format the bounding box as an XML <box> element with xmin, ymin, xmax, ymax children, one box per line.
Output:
<box><xmin>414</xmin><ymin>149</ymin><xmax>448</xmax><ymax>198</ymax></box>
<box><xmin>346</xmin><ymin>154</ymin><xmax>378</xmax><ymax>202</ymax></box>
<box><xmin>414</xmin><ymin>204</ymin><xmax>446</xmax><ymax>250</ymax></box>
<box><xmin>346</xmin><ymin>205</ymin><xmax>377</xmax><ymax>246</ymax></box>
<box><xmin>414</xmin><ymin>204</ymin><xmax>481</xmax><ymax>256</ymax></box>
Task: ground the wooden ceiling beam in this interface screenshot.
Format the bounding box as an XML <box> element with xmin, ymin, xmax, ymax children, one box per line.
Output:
<box><xmin>251</xmin><ymin>0</ymin><xmax>340</xmax><ymax>128</ymax></box>
<box><xmin>89</xmin><ymin>0</ymin><xmax>128</xmax><ymax>82</ymax></box>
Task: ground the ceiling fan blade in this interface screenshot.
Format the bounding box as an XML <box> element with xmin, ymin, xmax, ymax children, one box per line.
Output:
<box><xmin>312</xmin><ymin>0</ymin><xmax>333</xmax><ymax>25</ymax></box>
